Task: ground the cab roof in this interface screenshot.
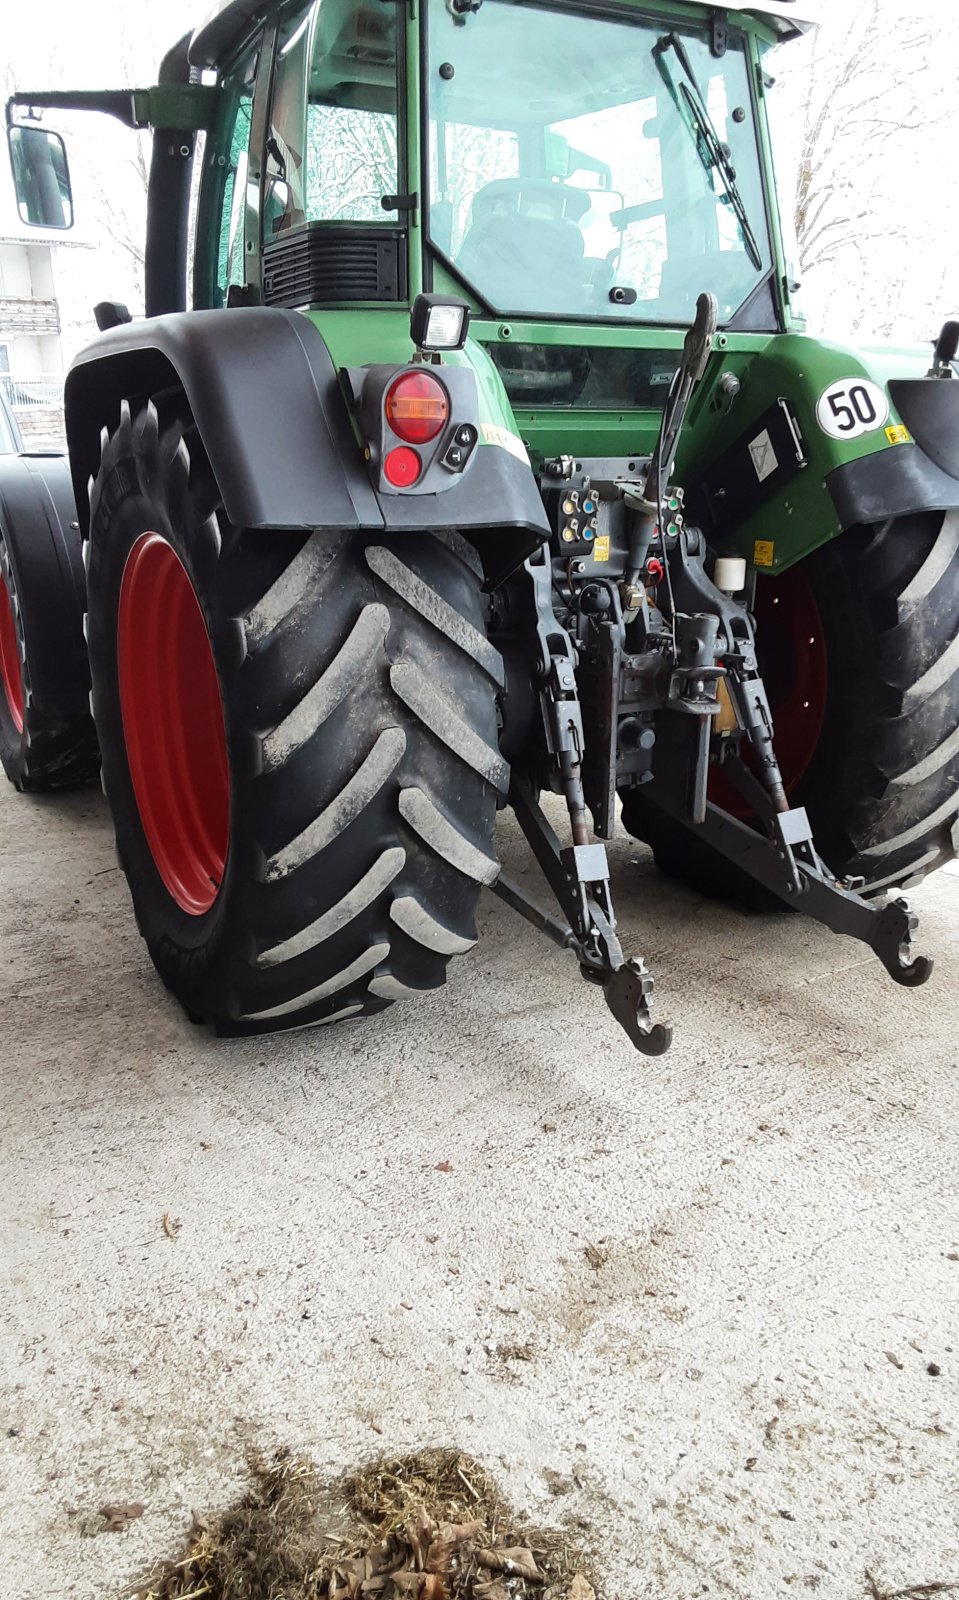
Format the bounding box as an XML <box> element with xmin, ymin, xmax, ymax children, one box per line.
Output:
<box><xmin>738</xmin><ymin>1</ymin><xmax>813</xmax><ymax>38</ymax></box>
<box><xmin>189</xmin><ymin>0</ymin><xmax>811</xmax><ymax>71</ymax></box>
<box><xmin>190</xmin><ymin>0</ymin><xmax>266</xmax><ymax>69</ymax></box>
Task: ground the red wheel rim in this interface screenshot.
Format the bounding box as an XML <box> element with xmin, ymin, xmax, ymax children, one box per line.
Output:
<box><xmin>118</xmin><ymin>533</ymin><xmax>230</xmax><ymax>915</ymax></box>
<box><xmin>0</xmin><ymin>570</ymin><xmax>24</xmax><ymax>732</ymax></box>
<box><xmin>712</xmin><ymin>566</ymin><xmax>828</xmax><ymax>814</ymax></box>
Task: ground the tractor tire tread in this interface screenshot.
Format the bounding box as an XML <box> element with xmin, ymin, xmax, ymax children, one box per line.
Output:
<box><xmin>622</xmin><ymin>511</ymin><xmax>959</xmax><ymax>900</ymax></box>
<box><xmin>86</xmin><ymin>397</ymin><xmax>502</xmax><ymax>1035</ymax></box>
<box><xmin>0</xmin><ymin>528</ymin><xmax>99</xmax><ymax>793</ymax></box>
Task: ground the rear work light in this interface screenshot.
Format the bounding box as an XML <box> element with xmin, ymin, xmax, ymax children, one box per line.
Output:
<box><xmin>410</xmin><ymin>294</ymin><xmax>470</xmax><ymax>352</ymax></box>
<box><xmin>385</xmin><ymin>371</ymin><xmax>449</xmax><ymax>445</ymax></box>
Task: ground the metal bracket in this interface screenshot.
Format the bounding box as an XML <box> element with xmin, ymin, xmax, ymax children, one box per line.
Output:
<box><xmin>510</xmin><ymin>779</ymin><xmax>611</xmax><ymax>956</ymax></box>
<box><xmin>776</xmin><ymin>397</ymin><xmax>808</xmax><ymax>468</ymax></box>
<box><xmin>710</xmin><ymin>9</ymin><xmax>728</xmax><ymax>56</ymax></box>
<box><xmin>508</xmin><ymin>550</ymin><xmax>674</xmax><ymax>1051</ymax></box>
<box><xmin>7</xmin><ymin>84</ymin><xmax>221</xmax><ymax>132</ymax></box>
<box><xmin>642</xmin><ymin>786</ymin><xmax>933</xmax><ymax>989</ymax></box>
<box><xmin>498</xmin><ymin>783</ymin><xmax>673</xmax><ymax>1055</ymax></box>
<box><xmin>579</xmin><ymin>614</ymin><xmax>622</xmax><ymax>840</ymax></box>
<box><xmin>631</xmin><ymin>515</ymin><xmax>931</xmax><ymax>988</ymax></box>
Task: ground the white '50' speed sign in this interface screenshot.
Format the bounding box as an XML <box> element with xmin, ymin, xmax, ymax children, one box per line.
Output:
<box><xmin>816</xmin><ymin>378</ymin><xmax>889</xmax><ymax>440</ymax></box>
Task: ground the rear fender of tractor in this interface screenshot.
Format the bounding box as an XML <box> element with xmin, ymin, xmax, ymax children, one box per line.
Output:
<box><xmin>829</xmin><ymin>376</ymin><xmax>959</xmax><ymax>530</ymax></box>
<box><xmin>64</xmin><ymin>308</ymin><xmax>548</xmax><ymax>580</ymax></box>
<box><xmin>683</xmin><ymin>334</ymin><xmax>959</xmax><ymax>575</ymax></box>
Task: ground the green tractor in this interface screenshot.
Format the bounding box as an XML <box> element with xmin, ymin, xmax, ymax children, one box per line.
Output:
<box><xmin>3</xmin><ymin>0</ymin><xmax>957</xmax><ymax>1051</ymax></box>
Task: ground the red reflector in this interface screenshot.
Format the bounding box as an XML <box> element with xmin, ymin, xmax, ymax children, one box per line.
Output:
<box><xmin>383</xmin><ymin>446</ymin><xmax>422</xmax><ymax>487</ymax></box>
<box><xmin>385</xmin><ymin>370</ymin><xmax>449</xmax><ymax>444</ymax></box>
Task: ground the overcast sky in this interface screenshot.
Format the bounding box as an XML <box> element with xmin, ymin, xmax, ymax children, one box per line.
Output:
<box><xmin>3</xmin><ymin>0</ymin><xmax>959</xmax><ymax>363</ymax></box>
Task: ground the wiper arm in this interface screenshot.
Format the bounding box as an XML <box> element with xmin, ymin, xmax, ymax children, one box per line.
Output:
<box><xmin>653</xmin><ymin>32</ymin><xmax>763</xmax><ymax>272</ymax></box>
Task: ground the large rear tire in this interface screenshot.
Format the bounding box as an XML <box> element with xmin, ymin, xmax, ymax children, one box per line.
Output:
<box><xmin>86</xmin><ymin>397</ymin><xmax>505</xmax><ymax>1034</ymax></box>
<box><xmin>0</xmin><ymin>455</ymin><xmax>98</xmax><ymax>791</ymax></box>
<box><xmin>622</xmin><ymin>512</ymin><xmax>959</xmax><ymax>899</ymax></box>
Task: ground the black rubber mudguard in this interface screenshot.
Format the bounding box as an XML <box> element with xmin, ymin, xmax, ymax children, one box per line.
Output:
<box><xmin>65</xmin><ymin>309</ymin><xmax>549</xmax><ymax>570</ymax></box>
<box><xmin>827</xmin><ymin>441</ymin><xmax>959</xmax><ymax>528</ymax></box>
<box><xmin>828</xmin><ymin>378</ymin><xmax>959</xmax><ymax>528</ymax></box>
<box><xmin>0</xmin><ymin>453</ymin><xmax>88</xmax><ymax>718</ymax></box>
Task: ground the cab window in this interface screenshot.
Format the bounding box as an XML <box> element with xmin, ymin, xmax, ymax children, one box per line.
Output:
<box><xmin>194</xmin><ymin>39</ymin><xmax>260</xmax><ymax>309</ymax></box>
<box><xmin>426</xmin><ymin>0</ymin><xmax>772</xmax><ymax>326</ymax></box>
<box><xmin>264</xmin><ymin>0</ymin><xmax>399</xmax><ymax>240</ymax></box>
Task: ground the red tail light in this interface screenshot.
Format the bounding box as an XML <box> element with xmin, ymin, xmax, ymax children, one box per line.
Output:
<box><xmin>385</xmin><ymin>370</ymin><xmax>449</xmax><ymax>445</ymax></box>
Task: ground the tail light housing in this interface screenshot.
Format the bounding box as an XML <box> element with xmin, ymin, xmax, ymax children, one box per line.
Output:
<box><xmin>385</xmin><ymin>371</ymin><xmax>449</xmax><ymax>445</ymax></box>
<box><xmin>345</xmin><ymin>359</ymin><xmax>482</xmax><ymax>495</ymax></box>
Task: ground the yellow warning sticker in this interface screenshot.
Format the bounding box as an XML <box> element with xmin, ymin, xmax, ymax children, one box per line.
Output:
<box><xmin>753</xmin><ymin>539</ymin><xmax>775</xmax><ymax>568</ymax></box>
<box><xmin>592</xmin><ymin>535</ymin><xmax>611</xmax><ymax>563</ymax></box>
<box><xmin>479</xmin><ymin>422</ymin><xmax>530</xmax><ymax>464</ymax></box>
<box><xmin>885</xmin><ymin>423</ymin><xmax>912</xmax><ymax>445</ymax></box>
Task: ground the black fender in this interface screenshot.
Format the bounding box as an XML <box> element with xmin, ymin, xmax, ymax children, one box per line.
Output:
<box><xmin>828</xmin><ymin>378</ymin><xmax>959</xmax><ymax>528</ymax></box>
<box><xmin>66</xmin><ymin>308</ymin><xmax>382</xmax><ymax>535</ymax></box>
<box><xmin>0</xmin><ymin>453</ymin><xmax>89</xmax><ymax>717</ymax></box>
<box><xmin>65</xmin><ymin>308</ymin><xmax>548</xmax><ymax>583</ymax></box>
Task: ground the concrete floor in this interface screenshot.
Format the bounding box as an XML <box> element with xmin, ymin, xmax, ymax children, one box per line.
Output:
<box><xmin>2</xmin><ymin>778</ymin><xmax>958</xmax><ymax>1600</ymax></box>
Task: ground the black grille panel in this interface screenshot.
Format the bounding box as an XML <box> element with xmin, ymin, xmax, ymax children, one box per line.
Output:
<box><xmin>262</xmin><ymin>224</ymin><xmax>407</xmax><ymax>307</ymax></box>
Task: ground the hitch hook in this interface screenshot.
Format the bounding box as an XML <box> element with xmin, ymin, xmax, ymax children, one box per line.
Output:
<box><xmin>604</xmin><ymin>959</ymin><xmax>674</xmax><ymax>1056</ymax></box>
<box><xmin>871</xmin><ymin>897</ymin><xmax>934</xmax><ymax>989</ymax></box>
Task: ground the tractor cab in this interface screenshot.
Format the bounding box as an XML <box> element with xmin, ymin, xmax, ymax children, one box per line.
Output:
<box><xmin>7</xmin><ymin>0</ymin><xmax>809</xmax><ymax>342</ymax></box>
<box><xmin>166</xmin><ymin>0</ymin><xmax>825</xmax><ymax>483</ymax></box>
<box><xmin>184</xmin><ymin>0</ymin><xmax>803</xmax><ymax>336</ymax></box>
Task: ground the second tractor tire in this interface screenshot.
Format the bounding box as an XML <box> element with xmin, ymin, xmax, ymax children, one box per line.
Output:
<box><xmin>86</xmin><ymin>397</ymin><xmax>505</xmax><ymax>1033</ymax></box>
<box><xmin>622</xmin><ymin>512</ymin><xmax>959</xmax><ymax>901</ymax></box>
<box><xmin>0</xmin><ymin>454</ymin><xmax>98</xmax><ymax>792</ymax></box>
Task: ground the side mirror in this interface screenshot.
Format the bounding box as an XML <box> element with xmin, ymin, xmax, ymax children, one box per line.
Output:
<box><xmin>7</xmin><ymin>124</ymin><xmax>74</xmax><ymax>230</ymax></box>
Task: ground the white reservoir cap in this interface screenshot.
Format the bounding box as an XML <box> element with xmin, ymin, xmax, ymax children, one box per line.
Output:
<box><xmin>714</xmin><ymin>556</ymin><xmax>747</xmax><ymax>593</ymax></box>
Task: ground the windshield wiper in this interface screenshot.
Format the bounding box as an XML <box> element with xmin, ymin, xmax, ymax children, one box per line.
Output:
<box><xmin>653</xmin><ymin>31</ymin><xmax>763</xmax><ymax>272</ymax></box>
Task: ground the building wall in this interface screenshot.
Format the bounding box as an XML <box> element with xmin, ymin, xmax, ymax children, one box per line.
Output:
<box><xmin>0</xmin><ymin>240</ymin><xmax>66</xmax><ymax>447</ymax></box>
<box><xmin>0</xmin><ymin>242</ymin><xmax>32</xmax><ymax>296</ymax></box>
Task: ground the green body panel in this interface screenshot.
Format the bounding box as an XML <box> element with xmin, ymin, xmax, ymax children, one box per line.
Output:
<box><xmin>302</xmin><ymin>310</ymin><xmax>525</xmax><ymax>445</ymax></box>
<box><xmin>469</xmin><ymin>321</ymin><xmax>770</xmax><ymax>463</ymax></box>
<box><xmin>677</xmin><ymin>334</ymin><xmax>933</xmax><ymax>572</ymax></box>
<box><xmin>307</xmin><ymin>302</ymin><xmax>937</xmax><ymax>575</ymax></box>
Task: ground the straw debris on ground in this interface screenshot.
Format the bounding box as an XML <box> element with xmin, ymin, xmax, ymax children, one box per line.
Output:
<box><xmin>131</xmin><ymin>1447</ymin><xmax>597</xmax><ymax>1600</ymax></box>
